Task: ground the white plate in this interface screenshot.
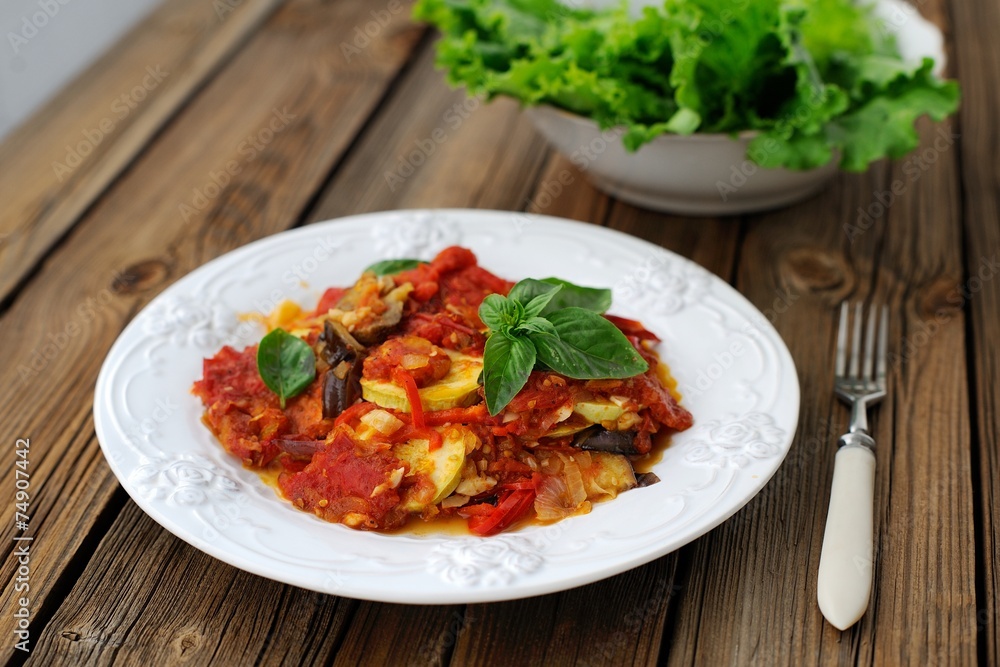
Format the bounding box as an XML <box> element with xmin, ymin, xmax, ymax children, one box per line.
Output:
<box><xmin>94</xmin><ymin>209</ymin><xmax>800</xmax><ymax>604</ymax></box>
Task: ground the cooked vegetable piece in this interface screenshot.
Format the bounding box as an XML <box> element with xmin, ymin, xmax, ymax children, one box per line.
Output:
<box><xmin>332</xmin><ymin>273</ymin><xmax>411</xmax><ymax>345</ymax></box>
<box><xmin>364</xmin><ymin>335</ymin><xmax>452</xmax><ymax>388</ymax></box>
<box><xmin>317</xmin><ymin>320</ymin><xmax>365</xmax><ymax>419</ymax></box>
<box><xmin>573</xmin><ymin>399</ymin><xmax>625</xmax><ymax>424</ymax></box>
<box><xmin>467</xmin><ymin>489</ymin><xmax>536</xmax><ymax>536</ymax></box>
<box><xmin>572</xmin><ymin>427</ymin><xmax>640</xmax><ymax>455</ymax></box>
<box><xmin>361</xmin><ymin>349</ymin><xmax>483</xmax><ymax>412</ymax></box>
<box><xmin>635</xmin><ymin>472</ymin><xmax>661</xmax><ymax>488</ymax></box>
<box><xmin>322</xmin><ymin>363</ymin><xmax>363</xmax><ymax>419</ymax></box>
<box><xmin>317</xmin><ymin>319</ymin><xmax>363</xmax><ymax>367</ymax></box>
<box><xmin>580</xmin><ymin>451</ymin><xmax>637</xmax><ymax>499</ymax></box>
<box><xmin>274</xmin><ymin>438</ymin><xmax>326</xmax><ymax>460</ymax></box>
<box><xmin>395</xmin><ymin>426</ymin><xmax>471</xmax><ymax>510</ymax></box>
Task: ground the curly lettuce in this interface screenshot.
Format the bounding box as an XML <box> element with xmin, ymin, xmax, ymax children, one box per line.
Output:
<box><xmin>413</xmin><ymin>0</ymin><xmax>959</xmax><ymax>171</ymax></box>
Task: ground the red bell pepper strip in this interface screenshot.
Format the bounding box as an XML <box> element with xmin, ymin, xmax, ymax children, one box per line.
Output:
<box><xmin>334</xmin><ymin>401</ymin><xmax>376</xmax><ymax>428</ymax></box>
<box><xmin>467</xmin><ymin>489</ymin><xmax>535</xmax><ymax>536</ymax></box>
<box><xmin>393</xmin><ymin>369</ymin><xmax>426</xmax><ymax>431</ymax></box>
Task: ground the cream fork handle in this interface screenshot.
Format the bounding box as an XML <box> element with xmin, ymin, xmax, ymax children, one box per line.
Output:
<box><xmin>817</xmin><ymin>443</ymin><xmax>876</xmax><ymax>630</ymax></box>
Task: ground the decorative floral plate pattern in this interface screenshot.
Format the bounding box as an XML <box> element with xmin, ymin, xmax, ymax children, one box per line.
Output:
<box><xmin>94</xmin><ymin>210</ymin><xmax>800</xmax><ymax>603</ymax></box>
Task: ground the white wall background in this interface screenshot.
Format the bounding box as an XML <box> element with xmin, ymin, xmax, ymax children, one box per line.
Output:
<box><xmin>0</xmin><ymin>0</ymin><xmax>163</xmax><ymax>141</ymax></box>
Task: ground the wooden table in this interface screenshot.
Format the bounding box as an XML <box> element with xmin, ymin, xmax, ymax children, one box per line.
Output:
<box><xmin>0</xmin><ymin>0</ymin><xmax>995</xmax><ymax>664</ymax></box>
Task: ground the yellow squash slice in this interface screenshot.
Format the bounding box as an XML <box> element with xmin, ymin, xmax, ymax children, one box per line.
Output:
<box><xmin>395</xmin><ymin>426</ymin><xmax>474</xmax><ymax>511</ymax></box>
<box><xmin>361</xmin><ymin>350</ymin><xmax>483</xmax><ymax>412</ymax></box>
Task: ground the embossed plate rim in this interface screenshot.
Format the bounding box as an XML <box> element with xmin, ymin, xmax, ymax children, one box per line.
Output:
<box><xmin>94</xmin><ymin>209</ymin><xmax>800</xmax><ymax>603</ymax></box>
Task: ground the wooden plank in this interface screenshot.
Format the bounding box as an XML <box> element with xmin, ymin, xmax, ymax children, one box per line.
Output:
<box><xmin>307</xmin><ymin>42</ymin><xmax>549</xmax><ymax>219</ymax></box>
<box><xmin>332</xmin><ymin>603</ymin><xmax>467</xmax><ymax>667</ymax></box>
<box><xmin>525</xmin><ymin>153</ymin><xmax>612</xmax><ymax>224</ymax></box>
<box><xmin>948</xmin><ymin>0</ymin><xmax>1000</xmax><ymax>663</ymax></box>
<box><xmin>453</xmin><ymin>561</ymin><xmax>681</xmax><ymax>667</ymax></box>
<box><xmin>0</xmin><ymin>0</ymin><xmax>425</xmax><ymax>662</ymax></box>
<box><xmin>0</xmin><ymin>0</ymin><xmax>285</xmax><ymax>306</ymax></box>
<box><xmin>662</xmin><ymin>2</ymin><xmax>978</xmax><ymax>661</ymax></box>
<box><xmin>26</xmin><ymin>502</ymin><xmax>355</xmax><ymax>666</ymax></box>
<box><xmin>664</xmin><ymin>121</ymin><xmax>977</xmax><ymax>667</ymax></box>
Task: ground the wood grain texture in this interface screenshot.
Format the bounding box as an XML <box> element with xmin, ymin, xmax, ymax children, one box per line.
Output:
<box><xmin>0</xmin><ymin>0</ymin><xmax>284</xmax><ymax>306</ymax></box>
<box><xmin>308</xmin><ymin>41</ymin><xmax>549</xmax><ymax>219</ymax></box>
<box><xmin>948</xmin><ymin>0</ymin><xmax>1000</xmax><ymax>662</ymax></box>
<box><xmin>526</xmin><ymin>153</ymin><xmax>612</xmax><ymax>224</ymax></box>
<box><xmin>0</xmin><ymin>0</ymin><xmax>990</xmax><ymax>664</ymax></box>
<box><xmin>28</xmin><ymin>502</ymin><xmax>356</xmax><ymax>666</ymax></box>
<box><xmin>664</xmin><ymin>126</ymin><xmax>976</xmax><ymax>667</ymax></box>
<box><xmin>0</xmin><ymin>0</ymin><xmax>424</xmax><ymax>661</ymax></box>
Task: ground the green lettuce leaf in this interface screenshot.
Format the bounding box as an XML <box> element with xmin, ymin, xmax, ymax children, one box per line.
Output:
<box><xmin>414</xmin><ymin>0</ymin><xmax>959</xmax><ymax>172</ymax></box>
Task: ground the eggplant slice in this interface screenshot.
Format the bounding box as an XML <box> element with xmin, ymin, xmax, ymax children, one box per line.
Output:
<box><xmin>317</xmin><ymin>320</ymin><xmax>365</xmax><ymax>419</ymax></box>
<box><xmin>571</xmin><ymin>426</ymin><xmax>641</xmax><ymax>456</ymax></box>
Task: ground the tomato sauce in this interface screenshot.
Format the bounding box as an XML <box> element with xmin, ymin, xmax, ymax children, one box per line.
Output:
<box><xmin>193</xmin><ymin>245</ymin><xmax>693</xmax><ymax>534</ymax></box>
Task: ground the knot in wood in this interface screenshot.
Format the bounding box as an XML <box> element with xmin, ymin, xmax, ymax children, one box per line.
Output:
<box><xmin>918</xmin><ymin>275</ymin><xmax>963</xmax><ymax>320</ymax></box>
<box><xmin>173</xmin><ymin>628</ymin><xmax>203</xmax><ymax>656</ymax></box>
<box><xmin>112</xmin><ymin>259</ymin><xmax>170</xmax><ymax>294</ymax></box>
<box><xmin>783</xmin><ymin>247</ymin><xmax>846</xmax><ymax>292</ymax></box>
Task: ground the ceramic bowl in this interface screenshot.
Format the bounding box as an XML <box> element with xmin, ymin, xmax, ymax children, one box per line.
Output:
<box><xmin>526</xmin><ymin>0</ymin><xmax>947</xmax><ymax>215</ymax></box>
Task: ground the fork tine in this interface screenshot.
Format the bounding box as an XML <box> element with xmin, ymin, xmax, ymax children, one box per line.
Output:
<box><xmin>835</xmin><ymin>302</ymin><xmax>848</xmax><ymax>376</ymax></box>
<box><xmin>863</xmin><ymin>304</ymin><xmax>876</xmax><ymax>380</ymax></box>
<box><xmin>849</xmin><ymin>302</ymin><xmax>863</xmax><ymax>378</ymax></box>
<box><xmin>876</xmin><ymin>305</ymin><xmax>888</xmax><ymax>385</ymax></box>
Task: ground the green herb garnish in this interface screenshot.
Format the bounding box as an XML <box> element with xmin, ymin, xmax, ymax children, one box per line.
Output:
<box><xmin>365</xmin><ymin>258</ymin><xmax>426</xmax><ymax>276</ymax></box>
<box><xmin>257</xmin><ymin>328</ymin><xmax>316</xmax><ymax>409</ymax></box>
<box><xmin>478</xmin><ymin>278</ymin><xmax>647</xmax><ymax>415</ymax></box>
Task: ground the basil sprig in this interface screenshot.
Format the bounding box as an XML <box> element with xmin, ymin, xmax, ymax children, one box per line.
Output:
<box><xmin>365</xmin><ymin>258</ymin><xmax>426</xmax><ymax>276</ymax></box>
<box><xmin>257</xmin><ymin>328</ymin><xmax>317</xmax><ymax>409</ymax></box>
<box><xmin>478</xmin><ymin>278</ymin><xmax>648</xmax><ymax>415</ymax></box>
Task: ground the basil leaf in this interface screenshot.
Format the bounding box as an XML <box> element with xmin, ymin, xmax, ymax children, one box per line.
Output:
<box><xmin>478</xmin><ymin>294</ymin><xmax>523</xmax><ymax>333</ymax></box>
<box><xmin>515</xmin><ymin>316</ymin><xmax>556</xmax><ymax>336</ymax></box>
<box><xmin>508</xmin><ymin>278</ymin><xmax>562</xmax><ymax>315</ymax></box>
<box><xmin>482</xmin><ymin>333</ymin><xmax>536</xmax><ymax>415</ymax></box>
<box><xmin>530</xmin><ymin>307</ymin><xmax>648</xmax><ymax>379</ymax></box>
<box><xmin>257</xmin><ymin>328</ymin><xmax>317</xmax><ymax>409</ymax></box>
<box><xmin>522</xmin><ymin>289</ymin><xmax>562</xmax><ymax>319</ymax></box>
<box><xmin>365</xmin><ymin>258</ymin><xmax>425</xmax><ymax>276</ymax></box>
<box><xmin>540</xmin><ymin>278</ymin><xmax>612</xmax><ymax>314</ymax></box>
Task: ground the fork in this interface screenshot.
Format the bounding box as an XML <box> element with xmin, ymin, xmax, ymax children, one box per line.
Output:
<box><xmin>817</xmin><ymin>302</ymin><xmax>888</xmax><ymax>630</ymax></box>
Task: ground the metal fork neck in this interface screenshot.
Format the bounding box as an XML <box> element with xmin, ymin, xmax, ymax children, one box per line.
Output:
<box><xmin>838</xmin><ymin>429</ymin><xmax>876</xmax><ymax>451</ymax></box>
<box><xmin>849</xmin><ymin>399</ymin><xmax>870</xmax><ymax>434</ymax></box>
